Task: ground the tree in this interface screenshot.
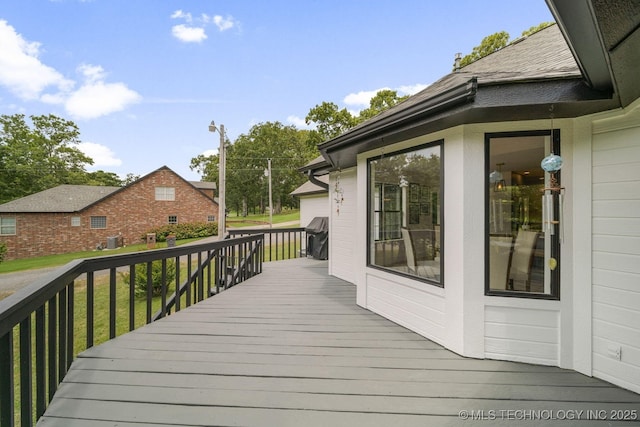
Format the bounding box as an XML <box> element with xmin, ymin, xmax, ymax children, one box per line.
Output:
<box><xmin>226</xmin><ymin>122</ymin><xmax>317</xmax><ymax>215</ymax></box>
<box><xmin>190</xmin><ymin>153</ymin><xmax>219</xmax><ymax>183</ymax></box>
<box><xmin>84</xmin><ymin>170</ymin><xmax>124</xmax><ymax>186</ymax></box>
<box><xmin>358</xmin><ymin>89</ymin><xmax>408</xmax><ymax>122</ymax></box>
<box><xmin>521</xmin><ymin>22</ymin><xmax>554</xmax><ymax>37</ymax></box>
<box><xmin>305</xmin><ymin>102</ymin><xmax>357</xmax><ymax>141</ymax></box>
<box><xmin>122</xmin><ymin>173</ymin><xmax>140</xmax><ymax>186</ymax></box>
<box><xmin>459</xmin><ymin>31</ymin><xmax>510</xmax><ymax>68</ymax></box>
<box><xmin>0</xmin><ymin>114</ymin><xmax>93</xmax><ymax>203</ymax></box>
<box><xmin>0</xmin><ymin>242</ymin><xmax>6</xmax><ymax>264</ymax></box>
<box><xmin>456</xmin><ymin>22</ymin><xmax>555</xmax><ymax>70</ymax></box>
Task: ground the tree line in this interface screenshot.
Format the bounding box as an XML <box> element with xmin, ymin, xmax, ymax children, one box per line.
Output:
<box><xmin>1</xmin><ymin>24</ymin><xmax>552</xmax><ymax>212</ymax></box>
<box><xmin>0</xmin><ymin>114</ymin><xmax>139</xmax><ymax>204</ymax></box>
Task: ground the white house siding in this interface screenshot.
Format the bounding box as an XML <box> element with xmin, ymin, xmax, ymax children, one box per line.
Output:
<box><xmin>366</xmin><ymin>271</ymin><xmax>446</xmax><ymax>343</ymax></box>
<box><xmin>591</xmin><ymin>104</ymin><xmax>640</xmax><ymax>394</ymax></box>
<box><xmin>328</xmin><ymin>168</ymin><xmax>357</xmax><ymax>284</ymax></box>
<box><xmin>299</xmin><ymin>194</ymin><xmax>329</xmax><ymax>228</ymax></box>
<box><xmin>484</xmin><ymin>306</ymin><xmax>560</xmax><ymax>365</ymax></box>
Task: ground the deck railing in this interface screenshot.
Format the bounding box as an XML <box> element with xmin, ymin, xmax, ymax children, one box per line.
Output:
<box><xmin>228</xmin><ymin>227</ymin><xmax>307</xmax><ymax>261</ymax></box>
<box><xmin>0</xmin><ymin>234</ymin><xmax>263</xmax><ymax>427</ymax></box>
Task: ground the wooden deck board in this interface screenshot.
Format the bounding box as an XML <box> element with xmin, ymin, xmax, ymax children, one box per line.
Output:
<box><xmin>37</xmin><ymin>258</ymin><xmax>640</xmax><ymax>426</ymax></box>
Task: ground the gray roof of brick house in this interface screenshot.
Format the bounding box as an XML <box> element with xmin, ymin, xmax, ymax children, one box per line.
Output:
<box><xmin>189</xmin><ymin>181</ymin><xmax>217</xmax><ymax>190</ymax></box>
<box><xmin>317</xmin><ymin>23</ymin><xmax>620</xmax><ymax>169</ymax></box>
<box><xmin>290</xmin><ymin>175</ymin><xmax>329</xmax><ymax>196</ymax></box>
<box><xmin>0</xmin><ymin>185</ymin><xmax>120</xmax><ymax>213</ymax></box>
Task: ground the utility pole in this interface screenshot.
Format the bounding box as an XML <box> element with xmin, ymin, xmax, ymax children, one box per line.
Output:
<box><xmin>267</xmin><ymin>158</ymin><xmax>273</xmax><ymax>229</ymax></box>
<box><xmin>209</xmin><ymin>121</ymin><xmax>226</xmax><ymax>239</ymax></box>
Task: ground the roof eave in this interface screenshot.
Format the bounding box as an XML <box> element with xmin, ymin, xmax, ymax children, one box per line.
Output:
<box><xmin>319</xmin><ymin>78</ymin><xmax>614</xmax><ymax>169</ymax></box>
<box><xmin>545</xmin><ymin>0</ymin><xmax>614</xmax><ymax>92</ymax></box>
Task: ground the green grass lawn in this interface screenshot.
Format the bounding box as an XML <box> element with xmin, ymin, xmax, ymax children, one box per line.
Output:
<box><xmin>0</xmin><ymin>238</ymin><xmax>199</xmax><ymax>274</ymax></box>
<box><xmin>0</xmin><ymin>210</ymin><xmax>300</xmax><ymax>275</ymax></box>
<box><xmin>9</xmin><ymin>258</ymin><xmax>207</xmax><ymax>426</ymax></box>
<box><xmin>226</xmin><ymin>209</ymin><xmax>300</xmax><ymax>227</ymax></box>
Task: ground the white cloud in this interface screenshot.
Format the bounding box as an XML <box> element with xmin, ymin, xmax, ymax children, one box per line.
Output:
<box><xmin>343</xmin><ymin>88</ymin><xmax>390</xmax><ymax>107</ymax></box>
<box><xmin>398</xmin><ymin>83</ymin><xmax>429</xmax><ymax>95</ymax></box>
<box><xmin>0</xmin><ymin>20</ymin><xmax>74</xmax><ymax>100</ymax></box>
<box><xmin>171</xmin><ymin>24</ymin><xmax>207</xmax><ymax>43</ymax></box>
<box><xmin>170</xmin><ymin>10</ymin><xmax>192</xmax><ymax>22</ymax></box>
<box><xmin>0</xmin><ymin>20</ymin><xmax>140</xmax><ymax>120</ymax></box>
<box><xmin>66</xmin><ymin>81</ymin><xmax>141</xmax><ymax>120</ymax></box>
<box><xmin>64</xmin><ymin>64</ymin><xmax>141</xmax><ymax>120</ymax></box>
<box><xmin>78</xmin><ymin>142</ymin><xmax>122</xmax><ymax>168</ymax></box>
<box><xmin>213</xmin><ymin>15</ymin><xmax>235</xmax><ymax>31</ymax></box>
<box><xmin>202</xmin><ymin>148</ymin><xmax>218</xmax><ymax>157</ymax></box>
<box><xmin>343</xmin><ymin>83</ymin><xmax>430</xmax><ymax>109</ymax></box>
<box><xmin>286</xmin><ymin>115</ymin><xmax>313</xmax><ymax>129</ymax></box>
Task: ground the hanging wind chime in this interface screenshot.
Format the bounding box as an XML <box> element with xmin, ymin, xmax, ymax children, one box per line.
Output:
<box><xmin>334</xmin><ymin>168</ymin><xmax>344</xmax><ymax>214</ymax></box>
<box><xmin>541</xmin><ymin>106</ymin><xmax>565</xmax><ymax>244</ymax></box>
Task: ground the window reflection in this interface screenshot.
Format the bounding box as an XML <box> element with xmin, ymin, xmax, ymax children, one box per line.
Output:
<box><xmin>368</xmin><ymin>142</ymin><xmax>442</xmax><ymax>285</ymax></box>
<box><xmin>487</xmin><ymin>133</ymin><xmax>560</xmax><ymax>297</ymax></box>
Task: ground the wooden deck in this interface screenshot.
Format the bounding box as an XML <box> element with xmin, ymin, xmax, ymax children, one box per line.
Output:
<box><xmin>38</xmin><ymin>258</ymin><xmax>640</xmax><ymax>426</ymax></box>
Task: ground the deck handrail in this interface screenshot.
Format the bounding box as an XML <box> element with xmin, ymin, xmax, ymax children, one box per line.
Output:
<box><xmin>0</xmin><ymin>234</ymin><xmax>263</xmax><ymax>427</ymax></box>
<box><xmin>228</xmin><ymin>227</ymin><xmax>307</xmax><ymax>261</ymax></box>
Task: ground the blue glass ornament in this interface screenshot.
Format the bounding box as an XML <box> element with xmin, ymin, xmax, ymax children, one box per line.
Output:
<box><xmin>541</xmin><ymin>154</ymin><xmax>563</xmax><ymax>172</ymax></box>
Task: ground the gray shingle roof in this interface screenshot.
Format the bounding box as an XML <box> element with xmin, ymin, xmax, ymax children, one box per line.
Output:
<box><xmin>189</xmin><ymin>181</ymin><xmax>217</xmax><ymax>190</ymax></box>
<box><xmin>290</xmin><ymin>175</ymin><xmax>329</xmax><ymax>196</ymax></box>
<box><xmin>0</xmin><ymin>185</ymin><xmax>120</xmax><ymax>213</ymax></box>
<box><xmin>359</xmin><ymin>24</ymin><xmax>579</xmax><ymax>128</ymax></box>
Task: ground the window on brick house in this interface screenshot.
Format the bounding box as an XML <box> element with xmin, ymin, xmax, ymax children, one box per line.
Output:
<box><xmin>168</xmin><ymin>215</ymin><xmax>178</xmax><ymax>224</ymax></box>
<box><xmin>155</xmin><ymin>187</ymin><xmax>175</xmax><ymax>201</ymax></box>
<box><xmin>207</xmin><ymin>215</ymin><xmax>216</xmax><ymax>222</ymax></box>
<box><xmin>0</xmin><ymin>217</ymin><xmax>16</xmax><ymax>235</ymax></box>
<box><xmin>71</xmin><ymin>216</ymin><xmax>81</xmax><ymax>227</ymax></box>
<box><xmin>90</xmin><ymin>216</ymin><xmax>107</xmax><ymax>229</ymax></box>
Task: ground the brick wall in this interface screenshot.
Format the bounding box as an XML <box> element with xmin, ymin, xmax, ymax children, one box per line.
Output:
<box><xmin>0</xmin><ymin>169</ymin><xmax>218</xmax><ymax>260</ymax></box>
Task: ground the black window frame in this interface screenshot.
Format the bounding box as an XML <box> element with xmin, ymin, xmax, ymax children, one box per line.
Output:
<box><xmin>366</xmin><ymin>140</ymin><xmax>445</xmax><ymax>287</ymax></box>
<box><xmin>484</xmin><ymin>129</ymin><xmax>561</xmax><ymax>300</ymax></box>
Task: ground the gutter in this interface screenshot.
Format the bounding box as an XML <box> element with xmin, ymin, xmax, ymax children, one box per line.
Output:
<box><xmin>306</xmin><ymin>170</ymin><xmax>330</xmax><ymax>190</ymax></box>
<box><xmin>319</xmin><ymin>78</ymin><xmax>478</xmax><ymax>160</ymax></box>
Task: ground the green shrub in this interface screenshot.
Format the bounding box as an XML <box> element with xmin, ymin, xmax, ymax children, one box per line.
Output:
<box><xmin>120</xmin><ymin>259</ymin><xmax>177</xmax><ymax>298</ymax></box>
<box><xmin>140</xmin><ymin>222</ymin><xmax>217</xmax><ymax>242</ymax></box>
<box><xmin>0</xmin><ymin>242</ymin><xmax>6</xmax><ymax>264</ymax></box>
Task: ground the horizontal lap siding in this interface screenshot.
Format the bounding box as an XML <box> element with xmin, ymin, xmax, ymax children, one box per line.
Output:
<box><xmin>484</xmin><ymin>306</ymin><xmax>559</xmax><ymax>365</ymax></box>
<box><xmin>366</xmin><ymin>273</ymin><xmax>446</xmax><ymax>344</ymax></box>
<box><xmin>329</xmin><ymin>169</ymin><xmax>356</xmax><ymax>283</ymax></box>
<box><xmin>300</xmin><ymin>195</ymin><xmax>329</xmax><ymax>229</ymax></box>
<box><xmin>592</xmin><ymin>123</ymin><xmax>640</xmax><ymax>393</ymax></box>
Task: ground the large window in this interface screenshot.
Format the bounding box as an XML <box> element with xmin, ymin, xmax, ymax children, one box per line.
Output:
<box><xmin>368</xmin><ymin>141</ymin><xmax>443</xmax><ymax>285</ymax></box>
<box><xmin>486</xmin><ymin>131</ymin><xmax>560</xmax><ymax>299</ymax></box>
<box><xmin>0</xmin><ymin>217</ymin><xmax>16</xmax><ymax>235</ymax></box>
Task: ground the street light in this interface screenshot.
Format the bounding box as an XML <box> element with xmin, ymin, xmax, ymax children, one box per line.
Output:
<box><xmin>209</xmin><ymin>120</ymin><xmax>226</xmax><ymax>239</ymax></box>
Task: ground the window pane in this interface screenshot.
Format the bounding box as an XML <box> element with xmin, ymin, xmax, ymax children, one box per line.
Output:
<box><xmin>155</xmin><ymin>187</ymin><xmax>175</xmax><ymax>201</ymax></box>
<box><xmin>487</xmin><ymin>133</ymin><xmax>560</xmax><ymax>297</ymax></box>
<box><xmin>168</xmin><ymin>215</ymin><xmax>178</xmax><ymax>224</ymax></box>
<box><xmin>90</xmin><ymin>216</ymin><xmax>107</xmax><ymax>229</ymax></box>
<box><xmin>0</xmin><ymin>217</ymin><xmax>16</xmax><ymax>235</ymax></box>
<box><xmin>368</xmin><ymin>142</ymin><xmax>442</xmax><ymax>285</ymax></box>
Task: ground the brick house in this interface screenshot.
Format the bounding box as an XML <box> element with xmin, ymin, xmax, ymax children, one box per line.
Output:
<box><xmin>0</xmin><ymin>166</ymin><xmax>218</xmax><ymax>260</ymax></box>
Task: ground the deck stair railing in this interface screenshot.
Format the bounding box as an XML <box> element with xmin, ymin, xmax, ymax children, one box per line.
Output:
<box><xmin>227</xmin><ymin>227</ymin><xmax>307</xmax><ymax>261</ymax></box>
<box><xmin>0</xmin><ymin>234</ymin><xmax>263</xmax><ymax>427</ymax></box>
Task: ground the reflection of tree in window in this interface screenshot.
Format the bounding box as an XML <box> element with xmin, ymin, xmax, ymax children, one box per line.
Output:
<box><xmin>368</xmin><ymin>143</ymin><xmax>443</xmax><ymax>285</ymax></box>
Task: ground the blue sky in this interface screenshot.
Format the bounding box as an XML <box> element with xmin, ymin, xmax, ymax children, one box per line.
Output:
<box><xmin>0</xmin><ymin>0</ymin><xmax>554</xmax><ymax>181</ymax></box>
